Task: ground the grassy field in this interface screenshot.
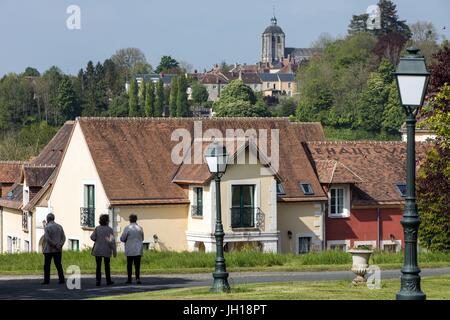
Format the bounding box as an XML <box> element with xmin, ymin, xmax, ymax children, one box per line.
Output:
<box><xmin>0</xmin><ymin>250</ymin><xmax>449</xmax><ymax>275</ymax></box>
<box><xmin>96</xmin><ymin>275</ymin><xmax>450</xmax><ymax>300</ymax></box>
<box><xmin>324</xmin><ymin>126</ymin><xmax>401</xmax><ymax>141</ymax></box>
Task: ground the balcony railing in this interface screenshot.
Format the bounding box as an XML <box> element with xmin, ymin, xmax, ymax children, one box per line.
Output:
<box><xmin>231</xmin><ymin>207</ymin><xmax>264</xmax><ymax>229</ymax></box>
<box><xmin>191</xmin><ymin>205</ymin><xmax>203</xmax><ymax>217</ymax></box>
<box><xmin>80</xmin><ymin>207</ymin><xmax>95</xmax><ymax>228</ymax></box>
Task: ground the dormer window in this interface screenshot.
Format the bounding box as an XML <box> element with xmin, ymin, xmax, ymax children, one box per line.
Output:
<box><xmin>276</xmin><ymin>183</ymin><xmax>285</xmax><ymax>195</ymax></box>
<box><xmin>329</xmin><ymin>185</ymin><xmax>350</xmax><ymax>218</ymax></box>
<box><xmin>299</xmin><ymin>182</ymin><xmax>314</xmax><ymax>195</ymax></box>
<box><xmin>396</xmin><ymin>184</ymin><xmax>407</xmax><ymax>197</ymax></box>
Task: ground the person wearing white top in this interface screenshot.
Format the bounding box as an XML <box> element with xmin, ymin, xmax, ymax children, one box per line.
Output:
<box><xmin>120</xmin><ymin>214</ymin><xmax>144</xmax><ymax>284</ymax></box>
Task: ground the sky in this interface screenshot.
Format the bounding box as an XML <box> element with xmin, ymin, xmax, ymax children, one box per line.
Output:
<box><xmin>0</xmin><ymin>0</ymin><xmax>449</xmax><ymax>76</ymax></box>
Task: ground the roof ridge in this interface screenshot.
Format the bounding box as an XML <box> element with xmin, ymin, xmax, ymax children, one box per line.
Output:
<box><xmin>77</xmin><ymin>117</ymin><xmax>292</xmax><ymax>121</ymax></box>
<box><xmin>307</xmin><ymin>140</ymin><xmax>406</xmax><ymax>145</ymax></box>
<box><xmin>0</xmin><ymin>160</ymin><xmax>28</xmax><ymax>164</ymax></box>
<box><xmin>24</xmin><ymin>164</ymin><xmax>56</xmax><ymax>168</ymax></box>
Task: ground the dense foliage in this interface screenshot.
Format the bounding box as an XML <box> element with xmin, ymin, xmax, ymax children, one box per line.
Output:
<box><xmin>296</xmin><ymin>0</ymin><xmax>442</xmax><ymax>137</ymax></box>
<box><xmin>213</xmin><ymin>80</ymin><xmax>270</xmax><ymax>117</ymax></box>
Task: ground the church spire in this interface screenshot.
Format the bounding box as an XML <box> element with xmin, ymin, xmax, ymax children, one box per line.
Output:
<box><xmin>271</xmin><ymin>6</ymin><xmax>277</xmax><ymax>25</ymax></box>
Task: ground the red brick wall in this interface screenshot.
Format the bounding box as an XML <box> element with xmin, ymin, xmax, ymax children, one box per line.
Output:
<box><xmin>325</xmin><ymin>207</ymin><xmax>404</xmax><ymax>248</ymax></box>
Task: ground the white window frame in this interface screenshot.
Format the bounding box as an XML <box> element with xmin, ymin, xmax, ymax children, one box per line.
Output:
<box><xmin>295</xmin><ymin>232</ymin><xmax>318</xmax><ymax>255</ymax></box>
<box><xmin>191</xmin><ymin>186</ymin><xmax>204</xmax><ymax>218</ymax></box>
<box><xmin>328</xmin><ymin>184</ymin><xmax>350</xmax><ymax>218</ymax></box>
<box><xmin>24</xmin><ymin>240</ymin><xmax>30</xmax><ymax>252</ymax></box>
<box><xmin>327</xmin><ymin>240</ymin><xmax>351</xmax><ymax>252</ymax></box>
<box><xmin>81</xmin><ymin>180</ymin><xmax>97</xmax><ymax>208</ymax></box>
<box><xmin>380</xmin><ymin>240</ymin><xmax>402</xmax><ymax>253</ymax></box>
<box><xmin>68</xmin><ymin>238</ymin><xmax>80</xmax><ymax>251</ymax></box>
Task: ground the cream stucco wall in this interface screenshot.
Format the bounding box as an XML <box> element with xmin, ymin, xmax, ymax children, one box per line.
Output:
<box><xmin>187</xmin><ymin>184</ymin><xmax>213</xmax><ymax>234</ymax></box>
<box><xmin>0</xmin><ymin>207</ymin><xmax>31</xmax><ymax>253</ymax></box>
<box><xmin>221</xmin><ymin>163</ymin><xmax>276</xmax><ymax>233</ymax></box>
<box><xmin>277</xmin><ymin>202</ymin><xmax>324</xmax><ymax>254</ymax></box>
<box><xmin>47</xmin><ymin>122</ymin><xmax>110</xmax><ymax>251</ymax></box>
<box><xmin>115</xmin><ymin>205</ymin><xmax>188</xmax><ymax>252</ymax></box>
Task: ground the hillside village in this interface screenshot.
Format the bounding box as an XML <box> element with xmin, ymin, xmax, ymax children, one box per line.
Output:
<box><xmin>0</xmin><ymin>1</ymin><xmax>448</xmax><ymax>260</ymax></box>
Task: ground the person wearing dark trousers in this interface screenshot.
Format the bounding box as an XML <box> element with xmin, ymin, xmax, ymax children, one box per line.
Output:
<box><xmin>120</xmin><ymin>214</ymin><xmax>144</xmax><ymax>284</ymax></box>
<box><xmin>42</xmin><ymin>213</ymin><xmax>66</xmax><ymax>285</ymax></box>
<box><xmin>90</xmin><ymin>214</ymin><xmax>117</xmax><ymax>286</ymax></box>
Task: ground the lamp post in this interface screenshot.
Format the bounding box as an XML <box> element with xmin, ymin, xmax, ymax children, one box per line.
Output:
<box><xmin>205</xmin><ymin>141</ymin><xmax>231</xmax><ymax>293</ymax></box>
<box><xmin>394</xmin><ymin>47</ymin><xmax>430</xmax><ymax>300</ymax></box>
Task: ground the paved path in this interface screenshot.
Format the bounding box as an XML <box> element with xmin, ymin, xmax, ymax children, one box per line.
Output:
<box><xmin>0</xmin><ymin>268</ymin><xmax>448</xmax><ymax>300</ymax></box>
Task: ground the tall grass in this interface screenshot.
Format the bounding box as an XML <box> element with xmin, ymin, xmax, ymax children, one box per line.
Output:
<box><xmin>0</xmin><ymin>250</ymin><xmax>449</xmax><ymax>274</ymax></box>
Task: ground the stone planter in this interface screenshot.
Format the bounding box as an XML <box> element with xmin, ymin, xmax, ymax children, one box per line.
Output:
<box><xmin>348</xmin><ymin>249</ymin><xmax>373</xmax><ymax>285</ymax></box>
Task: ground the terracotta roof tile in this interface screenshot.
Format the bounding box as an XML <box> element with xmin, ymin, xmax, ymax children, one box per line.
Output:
<box><xmin>0</xmin><ymin>162</ymin><xmax>24</xmax><ymax>183</ymax></box>
<box><xmin>23</xmin><ymin>165</ymin><xmax>56</xmax><ymax>187</ymax></box>
<box><xmin>78</xmin><ymin>118</ymin><xmax>326</xmax><ymax>203</ymax></box>
<box><xmin>305</xmin><ymin>141</ymin><xmax>432</xmax><ymax>205</ymax></box>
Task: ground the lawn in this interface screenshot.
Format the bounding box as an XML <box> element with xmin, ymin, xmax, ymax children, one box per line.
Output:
<box><xmin>324</xmin><ymin>126</ymin><xmax>401</xmax><ymax>141</ymax></box>
<box><xmin>0</xmin><ymin>250</ymin><xmax>449</xmax><ymax>275</ymax></box>
<box><xmin>96</xmin><ymin>275</ymin><xmax>450</xmax><ymax>300</ymax></box>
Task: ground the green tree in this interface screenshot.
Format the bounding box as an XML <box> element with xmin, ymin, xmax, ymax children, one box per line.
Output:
<box><xmin>139</xmin><ymin>80</ymin><xmax>146</xmax><ymax>115</ymax></box>
<box><xmin>42</xmin><ymin>66</ymin><xmax>64</xmax><ymax>124</ymax></box>
<box><xmin>128</xmin><ymin>78</ymin><xmax>139</xmax><ymax>117</ymax></box>
<box><xmin>108</xmin><ymin>94</ymin><xmax>129</xmax><ymax>117</ymax></box>
<box><xmin>176</xmin><ymin>75</ymin><xmax>189</xmax><ymax>117</ymax></box>
<box><xmin>296</xmin><ymin>32</ymin><xmax>377</xmax><ymax>128</ymax></box>
<box><xmin>191</xmin><ymin>82</ymin><xmax>209</xmax><ymax>106</ymax></box>
<box><xmin>381</xmin><ymin>81</ymin><xmax>404</xmax><ymax>134</ymax></box>
<box><xmin>0</xmin><ymin>73</ymin><xmax>36</xmax><ymax>130</ymax></box>
<box><xmin>154</xmin><ymin>79</ymin><xmax>164</xmax><ymax>117</ymax></box>
<box><xmin>377</xmin><ymin>0</ymin><xmax>411</xmax><ymax>39</ymax></box>
<box><xmin>145</xmin><ymin>81</ymin><xmax>155</xmax><ymax>117</ymax></box>
<box><xmin>355</xmin><ymin>72</ymin><xmax>390</xmax><ymax>131</ymax></box>
<box><xmin>296</xmin><ymin>79</ymin><xmax>334</xmax><ymax>124</ymax></box>
<box><xmin>156</xmin><ymin>56</ymin><xmax>180</xmax><ymax>74</ymax></box>
<box><xmin>417</xmin><ymin>84</ymin><xmax>450</xmax><ymax>251</ymax></box>
<box><xmin>348</xmin><ymin>14</ymin><xmax>369</xmax><ymax>35</ymax></box>
<box><xmin>169</xmin><ymin>76</ymin><xmax>178</xmax><ymax>117</ymax></box>
<box><xmin>348</xmin><ymin>0</ymin><xmax>411</xmax><ymax>39</ymax></box>
<box><xmin>21</xmin><ymin>67</ymin><xmax>40</xmax><ymax>77</ymax></box>
<box><xmin>56</xmin><ymin>76</ymin><xmax>80</xmax><ymax>123</ymax></box>
<box><xmin>111</xmin><ymin>47</ymin><xmax>151</xmax><ymax>80</ymax></box>
<box><xmin>213</xmin><ymin>80</ymin><xmax>270</xmax><ymax>117</ymax></box>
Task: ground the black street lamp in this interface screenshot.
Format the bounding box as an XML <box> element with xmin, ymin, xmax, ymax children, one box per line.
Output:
<box><xmin>394</xmin><ymin>47</ymin><xmax>430</xmax><ymax>300</ymax></box>
<box><xmin>205</xmin><ymin>141</ymin><xmax>231</xmax><ymax>293</ymax></box>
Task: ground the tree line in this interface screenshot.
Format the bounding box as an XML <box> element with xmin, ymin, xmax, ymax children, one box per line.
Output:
<box><xmin>295</xmin><ymin>0</ymin><xmax>445</xmax><ymax>136</ymax></box>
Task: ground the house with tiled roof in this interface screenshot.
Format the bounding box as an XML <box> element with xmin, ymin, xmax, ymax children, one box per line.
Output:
<box><xmin>305</xmin><ymin>141</ymin><xmax>431</xmax><ymax>252</ymax></box>
<box><xmin>0</xmin><ymin>122</ymin><xmax>74</xmax><ymax>253</ymax></box>
<box><xmin>0</xmin><ymin>162</ymin><xmax>24</xmax><ymax>198</ymax></box>
<box><xmin>21</xmin><ymin>117</ymin><xmax>327</xmax><ymax>253</ymax></box>
<box><xmin>1</xmin><ymin>117</ymin><xmax>433</xmax><ymax>255</ymax></box>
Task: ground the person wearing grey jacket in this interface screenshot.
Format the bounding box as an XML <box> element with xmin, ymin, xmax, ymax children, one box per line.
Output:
<box><xmin>120</xmin><ymin>214</ymin><xmax>144</xmax><ymax>284</ymax></box>
<box><xmin>42</xmin><ymin>213</ymin><xmax>66</xmax><ymax>285</ymax></box>
<box><xmin>90</xmin><ymin>214</ymin><xmax>117</xmax><ymax>286</ymax></box>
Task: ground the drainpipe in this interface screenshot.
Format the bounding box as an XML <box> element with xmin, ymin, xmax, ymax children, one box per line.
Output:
<box><xmin>322</xmin><ymin>202</ymin><xmax>326</xmax><ymax>251</ymax></box>
<box><xmin>0</xmin><ymin>207</ymin><xmax>3</xmax><ymax>252</ymax></box>
<box><xmin>377</xmin><ymin>208</ymin><xmax>381</xmax><ymax>251</ymax></box>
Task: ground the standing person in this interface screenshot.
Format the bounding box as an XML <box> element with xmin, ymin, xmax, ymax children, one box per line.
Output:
<box><xmin>42</xmin><ymin>213</ymin><xmax>66</xmax><ymax>285</ymax></box>
<box><xmin>120</xmin><ymin>214</ymin><xmax>144</xmax><ymax>285</ymax></box>
<box><xmin>90</xmin><ymin>214</ymin><xmax>117</xmax><ymax>286</ymax></box>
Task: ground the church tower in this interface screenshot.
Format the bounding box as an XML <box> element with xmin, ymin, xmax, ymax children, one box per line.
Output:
<box><xmin>261</xmin><ymin>16</ymin><xmax>285</xmax><ymax>63</ymax></box>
